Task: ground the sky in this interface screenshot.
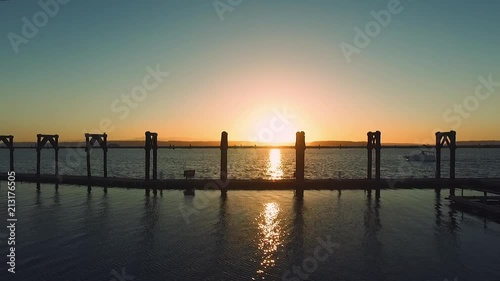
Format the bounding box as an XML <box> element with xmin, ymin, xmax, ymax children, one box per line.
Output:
<box><xmin>1</xmin><ymin>0</ymin><xmax>499</xmax><ymax>144</ymax></box>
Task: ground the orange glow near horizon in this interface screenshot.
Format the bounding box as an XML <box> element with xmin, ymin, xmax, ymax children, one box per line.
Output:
<box><xmin>4</xmin><ymin>97</ymin><xmax>500</xmax><ymax>144</ymax></box>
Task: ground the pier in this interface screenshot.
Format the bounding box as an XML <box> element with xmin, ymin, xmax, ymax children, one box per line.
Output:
<box><xmin>4</xmin><ymin>173</ymin><xmax>499</xmax><ymax>190</ymax></box>
<box><xmin>1</xmin><ymin>130</ymin><xmax>500</xmax><ymax>204</ymax></box>
<box><xmin>2</xmin><ymin>130</ymin><xmax>500</xmax><ymax>217</ymax></box>
<box><xmin>448</xmin><ymin>188</ymin><xmax>500</xmax><ymax>218</ymax></box>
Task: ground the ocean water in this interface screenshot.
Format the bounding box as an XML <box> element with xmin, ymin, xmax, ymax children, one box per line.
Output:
<box><xmin>0</xmin><ymin>148</ymin><xmax>500</xmax><ymax>179</ymax></box>
<box><xmin>0</xmin><ymin>184</ymin><xmax>499</xmax><ymax>281</ymax></box>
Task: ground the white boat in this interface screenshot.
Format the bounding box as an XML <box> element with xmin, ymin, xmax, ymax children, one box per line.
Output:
<box><xmin>404</xmin><ymin>150</ymin><xmax>436</xmax><ymax>162</ymax></box>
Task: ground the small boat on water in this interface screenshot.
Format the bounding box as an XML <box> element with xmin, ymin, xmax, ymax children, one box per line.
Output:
<box><xmin>404</xmin><ymin>150</ymin><xmax>436</xmax><ymax>162</ymax></box>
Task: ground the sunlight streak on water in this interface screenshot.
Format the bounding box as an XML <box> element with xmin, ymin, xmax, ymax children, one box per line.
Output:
<box><xmin>256</xmin><ymin>202</ymin><xmax>283</xmax><ymax>278</ymax></box>
<box><xmin>267</xmin><ymin>149</ymin><xmax>283</xmax><ymax>180</ymax></box>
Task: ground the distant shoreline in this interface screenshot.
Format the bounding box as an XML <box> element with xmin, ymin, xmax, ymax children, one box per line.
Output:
<box><xmin>2</xmin><ymin>140</ymin><xmax>500</xmax><ymax>148</ymax></box>
<box><xmin>2</xmin><ymin>144</ymin><xmax>500</xmax><ymax>149</ymax></box>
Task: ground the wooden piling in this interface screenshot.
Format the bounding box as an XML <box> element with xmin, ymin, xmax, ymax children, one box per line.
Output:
<box><xmin>152</xmin><ymin>133</ymin><xmax>158</xmax><ymax>180</ymax></box>
<box><xmin>37</xmin><ymin>134</ymin><xmax>41</xmax><ymax>177</ymax></box>
<box><xmin>36</xmin><ymin>134</ymin><xmax>58</xmax><ymax>177</ymax></box>
<box><xmin>221</xmin><ymin>131</ymin><xmax>228</xmax><ymax>181</ymax></box>
<box><xmin>9</xmin><ymin>144</ymin><xmax>14</xmax><ymax>172</ymax></box>
<box><xmin>367</xmin><ymin>131</ymin><xmax>381</xmax><ymax>180</ymax></box>
<box><xmin>295</xmin><ymin>131</ymin><xmax>305</xmax><ymax>197</ymax></box>
<box><xmin>220</xmin><ymin>131</ymin><xmax>228</xmax><ymax>196</ymax></box>
<box><xmin>145</xmin><ymin>132</ymin><xmax>151</xmax><ymax>181</ymax></box>
<box><xmin>449</xmin><ymin>131</ymin><xmax>456</xmax><ymax>180</ymax></box>
<box><xmin>103</xmin><ymin>134</ymin><xmax>108</xmax><ymax>178</ymax></box>
<box><xmin>86</xmin><ymin>134</ymin><xmax>91</xmax><ymax>179</ymax></box>
<box><xmin>435</xmin><ymin>131</ymin><xmax>456</xmax><ymax>179</ymax></box>
<box><xmin>367</xmin><ymin>132</ymin><xmax>373</xmax><ymax>179</ymax></box>
<box><xmin>144</xmin><ymin>131</ymin><xmax>158</xmax><ymax>181</ymax></box>
<box><xmin>375</xmin><ymin>131</ymin><xmax>381</xmax><ymax>180</ymax></box>
<box><xmin>85</xmin><ymin>133</ymin><xmax>107</xmax><ymax>180</ymax></box>
<box><xmin>0</xmin><ymin>136</ymin><xmax>14</xmax><ymax>171</ymax></box>
<box><xmin>54</xmin><ymin>135</ymin><xmax>59</xmax><ymax>176</ymax></box>
<box><xmin>435</xmin><ymin>132</ymin><xmax>441</xmax><ymax>179</ymax></box>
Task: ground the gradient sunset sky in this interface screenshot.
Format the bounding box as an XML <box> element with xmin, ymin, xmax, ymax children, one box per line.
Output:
<box><xmin>1</xmin><ymin>0</ymin><xmax>499</xmax><ymax>143</ymax></box>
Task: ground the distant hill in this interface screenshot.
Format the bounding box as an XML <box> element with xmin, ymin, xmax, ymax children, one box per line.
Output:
<box><xmin>309</xmin><ymin>140</ymin><xmax>500</xmax><ymax>147</ymax></box>
<box><xmin>455</xmin><ymin>141</ymin><xmax>500</xmax><ymax>146</ymax></box>
<box><xmin>3</xmin><ymin>140</ymin><xmax>500</xmax><ymax>147</ymax></box>
<box><xmin>308</xmin><ymin>141</ymin><xmax>366</xmax><ymax>147</ymax></box>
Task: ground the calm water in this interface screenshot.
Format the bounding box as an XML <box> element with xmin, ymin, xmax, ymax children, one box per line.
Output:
<box><xmin>0</xmin><ymin>183</ymin><xmax>499</xmax><ymax>281</ymax></box>
<box><xmin>1</xmin><ymin>148</ymin><xmax>500</xmax><ymax>179</ymax></box>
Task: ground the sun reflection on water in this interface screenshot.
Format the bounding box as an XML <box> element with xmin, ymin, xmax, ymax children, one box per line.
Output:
<box><xmin>267</xmin><ymin>149</ymin><xmax>283</xmax><ymax>180</ymax></box>
<box><xmin>256</xmin><ymin>202</ymin><xmax>282</xmax><ymax>278</ymax></box>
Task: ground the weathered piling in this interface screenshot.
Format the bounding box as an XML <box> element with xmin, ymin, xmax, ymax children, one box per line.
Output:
<box><xmin>145</xmin><ymin>131</ymin><xmax>158</xmax><ymax>181</ymax></box>
<box><xmin>145</xmin><ymin>131</ymin><xmax>158</xmax><ymax>196</ymax></box>
<box><xmin>55</xmin><ymin>137</ymin><xmax>59</xmax><ymax>177</ymax></box>
<box><xmin>103</xmin><ymin>134</ymin><xmax>107</xmax><ymax>178</ymax></box>
<box><xmin>36</xmin><ymin>134</ymin><xmax>59</xmax><ymax>177</ymax></box>
<box><xmin>37</xmin><ymin>136</ymin><xmax>41</xmax><ymax>176</ymax></box>
<box><xmin>367</xmin><ymin>131</ymin><xmax>381</xmax><ymax>180</ymax></box>
<box><xmin>295</xmin><ymin>131</ymin><xmax>306</xmax><ymax>197</ymax></box>
<box><xmin>152</xmin><ymin>133</ymin><xmax>158</xmax><ymax>180</ymax></box>
<box><xmin>85</xmin><ymin>133</ymin><xmax>108</xmax><ymax>180</ymax></box>
<box><xmin>435</xmin><ymin>131</ymin><xmax>456</xmax><ymax>179</ymax></box>
<box><xmin>220</xmin><ymin>131</ymin><xmax>228</xmax><ymax>196</ymax></box>
<box><xmin>85</xmin><ymin>134</ymin><xmax>90</xmax><ymax>179</ymax></box>
<box><xmin>0</xmin><ymin>135</ymin><xmax>14</xmax><ymax>171</ymax></box>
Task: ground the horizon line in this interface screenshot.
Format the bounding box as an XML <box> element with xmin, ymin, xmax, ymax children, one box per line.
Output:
<box><xmin>6</xmin><ymin>139</ymin><xmax>500</xmax><ymax>144</ymax></box>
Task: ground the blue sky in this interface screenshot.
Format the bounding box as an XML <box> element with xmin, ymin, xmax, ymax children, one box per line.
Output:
<box><xmin>1</xmin><ymin>0</ymin><xmax>499</xmax><ymax>142</ymax></box>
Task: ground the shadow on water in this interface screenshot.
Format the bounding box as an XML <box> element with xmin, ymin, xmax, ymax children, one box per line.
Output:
<box><xmin>215</xmin><ymin>195</ymin><xmax>228</xmax><ymax>249</ymax></box>
<box><xmin>35</xmin><ymin>185</ymin><xmax>42</xmax><ymax>207</ymax></box>
<box><xmin>286</xmin><ymin>197</ymin><xmax>305</xmax><ymax>270</ymax></box>
<box><xmin>25</xmin><ymin>183</ymin><xmax>64</xmax><ymax>275</ymax></box>
<box><xmin>80</xmin><ymin>187</ymin><xmax>111</xmax><ymax>273</ymax></box>
<box><xmin>433</xmin><ymin>189</ymin><xmax>463</xmax><ymax>275</ymax></box>
<box><xmin>363</xmin><ymin>189</ymin><xmax>383</xmax><ymax>280</ymax></box>
<box><xmin>213</xmin><ymin>195</ymin><xmax>228</xmax><ymax>276</ymax></box>
<box><xmin>141</xmin><ymin>195</ymin><xmax>159</xmax><ymax>250</ymax></box>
